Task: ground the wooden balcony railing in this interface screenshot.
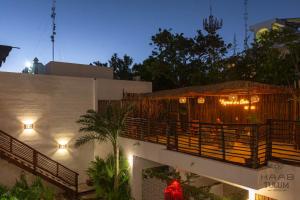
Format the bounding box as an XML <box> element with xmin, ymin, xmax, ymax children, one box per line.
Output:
<box><xmin>123</xmin><ymin>118</ymin><xmax>300</xmax><ymax>168</ymax></box>
<box><xmin>0</xmin><ymin>130</ymin><xmax>78</xmax><ymax>193</ymax></box>
<box><xmin>268</xmin><ymin>119</ymin><xmax>300</xmax><ymax>165</ymax></box>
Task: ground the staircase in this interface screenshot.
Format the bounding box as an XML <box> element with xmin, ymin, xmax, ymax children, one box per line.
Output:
<box><xmin>0</xmin><ymin>130</ymin><xmax>78</xmax><ymax>197</ymax></box>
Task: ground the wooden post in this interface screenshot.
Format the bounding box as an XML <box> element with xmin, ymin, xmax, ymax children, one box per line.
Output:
<box><xmin>147</xmin><ymin>119</ymin><xmax>150</xmax><ymax>141</ymax></box>
<box><xmin>198</xmin><ymin>122</ymin><xmax>202</xmax><ymax>156</ymax></box>
<box><xmin>266</xmin><ymin>119</ymin><xmax>272</xmax><ymax>162</ymax></box>
<box><xmin>57</xmin><ymin>164</ymin><xmax>59</xmax><ymax>177</ymax></box>
<box><xmin>251</xmin><ymin>125</ymin><xmax>259</xmax><ymax>168</ymax></box>
<box><xmin>33</xmin><ymin>151</ymin><xmax>37</xmax><ymax>173</ymax></box>
<box><xmin>75</xmin><ymin>173</ymin><xmax>79</xmax><ymax>195</ymax></box>
<box><xmin>175</xmin><ymin>123</ymin><xmax>178</xmax><ymax>151</ymax></box>
<box><xmin>167</xmin><ymin>121</ymin><xmax>170</xmax><ymax>149</ymax></box>
<box><xmin>9</xmin><ymin>137</ymin><xmax>12</xmax><ymax>153</ymax></box>
<box><xmin>221</xmin><ymin>125</ymin><xmax>226</xmax><ymax>161</ymax></box>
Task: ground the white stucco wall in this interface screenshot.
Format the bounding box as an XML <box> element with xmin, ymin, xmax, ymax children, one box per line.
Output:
<box><xmin>0</xmin><ymin>71</ymin><xmax>152</xmax><ymax>187</ymax></box>
<box><xmin>0</xmin><ymin>72</ymin><xmax>95</xmax><ymax>183</ymax></box>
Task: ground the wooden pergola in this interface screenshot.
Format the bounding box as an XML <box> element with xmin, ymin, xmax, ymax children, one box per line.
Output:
<box><xmin>124</xmin><ymin>81</ymin><xmax>299</xmax><ymax>124</ymax></box>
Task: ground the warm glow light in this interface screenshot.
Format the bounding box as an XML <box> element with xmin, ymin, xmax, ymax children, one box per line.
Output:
<box><xmin>24</xmin><ymin>123</ymin><xmax>33</xmax><ymax>129</ymax></box>
<box><xmin>244</xmin><ymin>105</ymin><xmax>256</xmax><ymax>110</ymax></box>
<box><xmin>250</xmin><ymin>95</ymin><xmax>259</xmax><ymax>103</ymax></box>
<box><xmin>128</xmin><ymin>154</ymin><xmax>133</xmax><ymax>168</ymax></box>
<box><xmin>248</xmin><ymin>189</ymin><xmax>256</xmax><ymax>200</ymax></box>
<box><xmin>58</xmin><ymin>144</ymin><xmax>68</xmax><ymax>150</ymax></box>
<box><xmin>57</xmin><ymin>138</ymin><xmax>70</xmax><ymax>150</ymax></box>
<box><xmin>220</xmin><ymin>95</ymin><xmax>259</xmax><ymax>106</ymax></box>
<box><xmin>56</xmin><ymin>138</ymin><xmax>70</xmax><ymax>157</ymax></box>
<box><xmin>179</xmin><ymin>97</ymin><xmax>187</xmax><ymax>104</ymax></box>
<box><xmin>197</xmin><ymin>97</ymin><xmax>205</xmax><ymax>104</ymax></box>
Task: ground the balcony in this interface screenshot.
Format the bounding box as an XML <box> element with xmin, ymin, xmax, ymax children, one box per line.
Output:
<box><xmin>122</xmin><ymin>117</ymin><xmax>300</xmax><ymax>168</ymax></box>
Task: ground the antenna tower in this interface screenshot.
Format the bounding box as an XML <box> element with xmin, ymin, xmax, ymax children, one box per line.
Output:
<box><xmin>51</xmin><ymin>0</ymin><xmax>56</xmax><ymax>61</ymax></box>
<box><xmin>243</xmin><ymin>0</ymin><xmax>249</xmax><ymax>50</ymax></box>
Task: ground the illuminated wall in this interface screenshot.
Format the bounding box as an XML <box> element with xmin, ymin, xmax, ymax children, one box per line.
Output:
<box><xmin>0</xmin><ymin>71</ymin><xmax>152</xmax><ymax>184</ymax></box>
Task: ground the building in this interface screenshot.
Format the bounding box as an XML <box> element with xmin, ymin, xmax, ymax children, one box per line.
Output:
<box><xmin>0</xmin><ymin>63</ymin><xmax>300</xmax><ymax>199</ymax></box>
<box><xmin>0</xmin><ymin>64</ymin><xmax>151</xmax><ymax>197</ymax></box>
<box><xmin>250</xmin><ymin>18</ymin><xmax>300</xmax><ymax>40</ymax></box>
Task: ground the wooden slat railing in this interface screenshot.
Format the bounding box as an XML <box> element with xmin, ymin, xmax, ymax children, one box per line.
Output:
<box><xmin>268</xmin><ymin>119</ymin><xmax>300</xmax><ymax>165</ymax></box>
<box><xmin>123</xmin><ymin>117</ymin><xmax>300</xmax><ymax>168</ymax></box>
<box><xmin>123</xmin><ymin>117</ymin><xmax>268</xmax><ymax>168</ymax></box>
<box><xmin>0</xmin><ymin>130</ymin><xmax>78</xmax><ymax>193</ymax></box>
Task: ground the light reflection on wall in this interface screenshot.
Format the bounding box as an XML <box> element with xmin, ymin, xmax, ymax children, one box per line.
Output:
<box><xmin>20</xmin><ymin>118</ymin><xmax>38</xmax><ymax>136</ymax></box>
<box><xmin>248</xmin><ymin>189</ymin><xmax>256</xmax><ymax>200</ymax></box>
<box><xmin>54</xmin><ymin>137</ymin><xmax>71</xmax><ymax>158</ymax></box>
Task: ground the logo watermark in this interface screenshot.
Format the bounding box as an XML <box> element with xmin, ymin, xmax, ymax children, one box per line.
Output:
<box><xmin>260</xmin><ymin>163</ymin><xmax>295</xmax><ymax>192</ymax></box>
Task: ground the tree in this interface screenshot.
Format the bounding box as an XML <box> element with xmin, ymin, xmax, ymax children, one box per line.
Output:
<box><xmin>109</xmin><ymin>53</ymin><xmax>133</xmax><ymax>80</ymax></box>
<box><xmin>75</xmin><ymin>104</ymin><xmax>132</xmax><ymax>193</ymax></box>
<box><xmin>227</xmin><ymin>29</ymin><xmax>299</xmax><ymax>86</ymax></box>
<box><xmin>90</xmin><ymin>61</ymin><xmax>108</xmax><ymax>67</ymax></box>
<box><xmin>133</xmin><ymin>22</ymin><xmax>231</xmax><ymax>90</ymax></box>
<box><xmin>90</xmin><ymin>54</ymin><xmax>134</xmax><ymax>80</ymax></box>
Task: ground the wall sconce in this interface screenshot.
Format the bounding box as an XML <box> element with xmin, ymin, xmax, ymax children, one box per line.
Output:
<box><xmin>24</xmin><ymin>123</ymin><xmax>33</xmax><ymax>130</ymax></box>
<box><xmin>179</xmin><ymin>97</ymin><xmax>187</xmax><ymax>104</ymax></box>
<box><xmin>58</xmin><ymin>143</ymin><xmax>68</xmax><ymax>150</ymax></box>
<box><xmin>197</xmin><ymin>97</ymin><xmax>205</xmax><ymax>104</ymax></box>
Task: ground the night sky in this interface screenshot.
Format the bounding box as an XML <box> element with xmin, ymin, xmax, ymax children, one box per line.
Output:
<box><xmin>0</xmin><ymin>0</ymin><xmax>299</xmax><ymax>72</ymax></box>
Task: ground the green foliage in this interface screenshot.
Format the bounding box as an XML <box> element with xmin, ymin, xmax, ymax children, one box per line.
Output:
<box><xmin>87</xmin><ymin>152</ymin><xmax>132</xmax><ymax>200</ymax></box>
<box><xmin>132</xmin><ymin>23</ymin><xmax>231</xmax><ymax>90</ymax></box>
<box><xmin>0</xmin><ymin>174</ymin><xmax>54</xmax><ymax>200</ymax></box>
<box><xmin>227</xmin><ymin>29</ymin><xmax>299</xmax><ymax>86</ymax></box>
<box><xmin>143</xmin><ymin>166</ymin><xmax>247</xmax><ymax>200</ymax></box>
<box><xmin>76</xmin><ymin>104</ymin><xmax>132</xmax><ymax>148</ymax></box>
<box><xmin>91</xmin><ymin>53</ymin><xmax>134</xmax><ymax>80</ymax></box>
<box><xmin>76</xmin><ymin>104</ymin><xmax>133</xmax><ymax>194</ymax></box>
<box><xmin>109</xmin><ymin>53</ymin><xmax>133</xmax><ymax>80</ymax></box>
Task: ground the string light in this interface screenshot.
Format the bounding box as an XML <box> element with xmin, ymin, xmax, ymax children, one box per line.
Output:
<box><xmin>179</xmin><ymin>97</ymin><xmax>187</xmax><ymax>104</ymax></box>
<box><xmin>197</xmin><ymin>97</ymin><xmax>205</xmax><ymax>104</ymax></box>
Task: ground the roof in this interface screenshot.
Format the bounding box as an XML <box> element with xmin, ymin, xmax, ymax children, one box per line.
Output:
<box><xmin>45</xmin><ymin>61</ymin><xmax>113</xmax><ymax>79</ymax></box>
<box><xmin>138</xmin><ymin>81</ymin><xmax>295</xmax><ymax>99</ymax></box>
<box><xmin>0</xmin><ymin>45</ymin><xmax>12</xmax><ymax>67</ymax></box>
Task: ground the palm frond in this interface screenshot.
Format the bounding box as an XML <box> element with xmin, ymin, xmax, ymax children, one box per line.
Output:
<box><xmin>75</xmin><ymin>133</ymin><xmax>106</xmax><ymax>147</ymax></box>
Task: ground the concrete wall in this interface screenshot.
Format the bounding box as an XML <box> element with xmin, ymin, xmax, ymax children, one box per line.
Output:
<box><xmin>0</xmin><ymin>71</ymin><xmax>152</xmax><ymax>186</ymax></box>
<box><xmin>45</xmin><ymin>61</ymin><xmax>113</xmax><ymax>79</ymax></box>
<box><xmin>0</xmin><ymin>72</ymin><xmax>95</xmax><ymax>183</ymax></box>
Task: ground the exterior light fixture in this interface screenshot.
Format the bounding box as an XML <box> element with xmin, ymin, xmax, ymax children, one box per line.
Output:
<box><xmin>128</xmin><ymin>154</ymin><xmax>133</xmax><ymax>168</ymax></box>
<box><xmin>197</xmin><ymin>97</ymin><xmax>205</xmax><ymax>104</ymax></box>
<box><xmin>179</xmin><ymin>97</ymin><xmax>187</xmax><ymax>104</ymax></box>
<box><xmin>244</xmin><ymin>105</ymin><xmax>256</xmax><ymax>110</ymax></box>
<box><xmin>24</xmin><ymin>123</ymin><xmax>33</xmax><ymax>130</ymax></box>
<box><xmin>58</xmin><ymin>144</ymin><xmax>68</xmax><ymax>150</ymax></box>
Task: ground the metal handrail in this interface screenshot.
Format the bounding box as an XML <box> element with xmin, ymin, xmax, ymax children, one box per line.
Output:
<box><xmin>0</xmin><ymin>129</ymin><xmax>78</xmax><ymax>192</ymax></box>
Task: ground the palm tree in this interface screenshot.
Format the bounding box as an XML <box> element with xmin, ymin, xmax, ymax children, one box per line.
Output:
<box><xmin>75</xmin><ymin>104</ymin><xmax>131</xmax><ymax>192</ymax></box>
